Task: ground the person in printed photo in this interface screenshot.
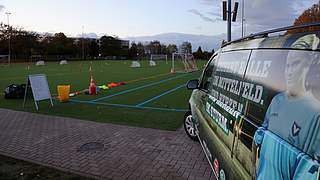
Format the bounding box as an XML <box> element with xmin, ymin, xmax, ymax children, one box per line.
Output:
<box><xmin>253</xmin><ymin>33</ymin><xmax>320</xmax><ymax>179</ymax></box>
<box><xmin>264</xmin><ymin>34</ymin><xmax>320</xmax><ymax>158</ymax></box>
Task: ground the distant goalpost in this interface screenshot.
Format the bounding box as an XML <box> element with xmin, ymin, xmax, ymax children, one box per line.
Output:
<box><xmin>0</xmin><ymin>55</ymin><xmax>9</xmax><ymax>67</ymax></box>
<box><xmin>150</xmin><ymin>54</ymin><xmax>168</xmax><ymax>64</ymax></box>
<box><xmin>30</xmin><ymin>55</ymin><xmax>44</xmax><ymax>63</ymax></box>
<box><xmin>171</xmin><ymin>53</ymin><xmax>198</xmax><ymax>73</ymax></box>
<box><xmin>24</xmin><ymin>55</ymin><xmax>46</xmax><ymax>69</ymax></box>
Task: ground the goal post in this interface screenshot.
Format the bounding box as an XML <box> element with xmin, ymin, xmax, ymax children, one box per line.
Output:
<box><xmin>171</xmin><ymin>53</ymin><xmax>198</xmax><ymax>73</ymax></box>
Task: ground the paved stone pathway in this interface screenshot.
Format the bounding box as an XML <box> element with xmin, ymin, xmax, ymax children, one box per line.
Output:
<box><xmin>0</xmin><ymin>108</ymin><xmax>215</xmax><ymax>180</ymax></box>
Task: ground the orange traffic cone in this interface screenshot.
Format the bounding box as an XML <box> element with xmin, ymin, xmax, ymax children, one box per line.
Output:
<box><xmin>89</xmin><ymin>76</ymin><xmax>97</xmax><ymax>95</ymax></box>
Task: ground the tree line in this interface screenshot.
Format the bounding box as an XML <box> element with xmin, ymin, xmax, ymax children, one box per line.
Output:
<box><xmin>0</xmin><ymin>24</ymin><xmax>213</xmax><ymax>62</ymax></box>
<box><xmin>0</xmin><ymin>23</ymin><xmax>126</xmax><ymax>61</ymax></box>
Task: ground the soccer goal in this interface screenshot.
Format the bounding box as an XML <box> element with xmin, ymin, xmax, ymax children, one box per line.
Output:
<box><xmin>171</xmin><ymin>53</ymin><xmax>198</xmax><ymax>73</ymax></box>
<box><xmin>30</xmin><ymin>55</ymin><xmax>44</xmax><ymax>64</ymax></box>
<box><xmin>0</xmin><ymin>55</ymin><xmax>9</xmax><ymax>67</ymax></box>
<box><xmin>30</xmin><ymin>55</ymin><xmax>46</xmax><ymax>66</ymax></box>
<box><xmin>150</xmin><ymin>54</ymin><xmax>168</xmax><ymax>64</ymax></box>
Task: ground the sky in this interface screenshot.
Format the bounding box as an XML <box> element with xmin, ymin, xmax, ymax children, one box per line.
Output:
<box><xmin>0</xmin><ymin>0</ymin><xmax>318</xmax><ymax>38</ymax></box>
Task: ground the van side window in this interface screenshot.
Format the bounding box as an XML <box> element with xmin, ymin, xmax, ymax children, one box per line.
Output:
<box><xmin>207</xmin><ymin>50</ymin><xmax>253</xmax><ymax>150</ymax></box>
<box><xmin>200</xmin><ymin>56</ymin><xmax>218</xmax><ymax>91</ymax></box>
<box><xmin>238</xmin><ymin>50</ymin><xmax>287</xmax><ymax>148</ymax></box>
<box><xmin>211</xmin><ymin>50</ymin><xmax>251</xmax><ymax>112</ymax></box>
<box><xmin>203</xmin><ymin>50</ymin><xmax>251</xmax><ymax>144</ymax></box>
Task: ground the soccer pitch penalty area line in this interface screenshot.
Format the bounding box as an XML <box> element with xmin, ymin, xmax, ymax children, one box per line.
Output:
<box><xmin>69</xmin><ymin>99</ymin><xmax>188</xmax><ymax>112</ymax></box>
<box><xmin>91</xmin><ymin>73</ymin><xmax>189</xmax><ymax>102</ymax></box>
<box><xmin>135</xmin><ymin>83</ymin><xmax>186</xmax><ymax>107</ymax></box>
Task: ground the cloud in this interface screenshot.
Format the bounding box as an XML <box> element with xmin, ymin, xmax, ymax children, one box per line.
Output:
<box><xmin>188</xmin><ymin>9</ymin><xmax>220</xmax><ymax>23</ymax></box>
<box><xmin>189</xmin><ymin>0</ymin><xmax>223</xmax><ymax>24</ymax></box>
<box><xmin>199</xmin><ymin>0</ymin><xmax>219</xmax><ymax>5</ymax></box>
<box><xmin>0</xmin><ymin>5</ymin><xmax>4</xmax><ymax>12</ymax></box>
<box><xmin>195</xmin><ymin>26</ymin><xmax>203</xmax><ymax>30</ymax></box>
<box><xmin>195</xmin><ymin>0</ymin><xmax>319</xmax><ymax>36</ymax></box>
<box><xmin>244</xmin><ymin>0</ymin><xmax>296</xmax><ymax>27</ymax></box>
<box><xmin>237</xmin><ymin>0</ymin><xmax>319</xmax><ymax>36</ymax></box>
<box><xmin>207</xmin><ymin>11</ymin><xmax>221</xmax><ymax>17</ymax></box>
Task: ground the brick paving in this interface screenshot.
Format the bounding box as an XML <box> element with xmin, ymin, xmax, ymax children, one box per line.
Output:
<box><xmin>0</xmin><ymin>108</ymin><xmax>215</xmax><ymax>180</ymax></box>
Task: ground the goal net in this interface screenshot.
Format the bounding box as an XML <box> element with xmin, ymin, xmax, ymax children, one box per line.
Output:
<box><xmin>171</xmin><ymin>53</ymin><xmax>198</xmax><ymax>73</ymax></box>
<box><xmin>0</xmin><ymin>55</ymin><xmax>9</xmax><ymax>67</ymax></box>
<box><xmin>150</xmin><ymin>54</ymin><xmax>168</xmax><ymax>64</ymax></box>
<box><xmin>30</xmin><ymin>55</ymin><xmax>45</xmax><ymax>64</ymax></box>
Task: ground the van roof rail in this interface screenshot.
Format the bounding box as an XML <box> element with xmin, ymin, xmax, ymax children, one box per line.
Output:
<box><xmin>221</xmin><ymin>22</ymin><xmax>320</xmax><ymax>47</ymax></box>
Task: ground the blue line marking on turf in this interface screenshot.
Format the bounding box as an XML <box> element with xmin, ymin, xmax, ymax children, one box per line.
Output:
<box><xmin>135</xmin><ymin>84</ymin><xmax>186</xmax><ymax>107</ymax></box>
<box><xmin>91</xmin><ymin>73</ymin><xmax>189</xmax><ymax>102</ymax></box>
<box><xmin>70</xmin><ymin>99</ymin><xmax>188</xmax><ymax>112</ymax></box>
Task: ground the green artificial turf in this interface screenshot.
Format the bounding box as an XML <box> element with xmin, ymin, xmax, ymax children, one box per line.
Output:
<box><xmin>0</xmin><ymin>60</ymin><xmax>206</xmax><ymax>130</ymax></box>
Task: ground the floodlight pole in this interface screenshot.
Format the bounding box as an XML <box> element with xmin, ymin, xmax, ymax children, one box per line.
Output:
<box><xmin>227</xmin><ymin>0</ymin><xmax>232</xmax><ymax>42</ymax></box>
<box><xmin>241</xmin><ymin>0</ymin><xmax>244</xmax><ymax>38</ymax></box>
<box><xmin>5</xmin><ymin>12</ymin><xmax>11</xmax><ymax>65</ymax></box>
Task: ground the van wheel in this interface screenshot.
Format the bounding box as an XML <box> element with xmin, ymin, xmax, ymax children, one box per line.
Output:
<box><xmin>184</xmin><ymin>111</ymin><xmax>198</xmax><ymax>141</ymax></box>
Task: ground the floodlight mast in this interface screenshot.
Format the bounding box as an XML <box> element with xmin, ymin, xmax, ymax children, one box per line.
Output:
<box><xmin>227</xmin><ymin>0</ymin><xmax>231</xmax><ymax>42</ymax></box>
<box><xmin>241</xmin><ymin>0</ymin><xmax>244</xmax><ymax>38</ymax></box>
<box><xmin>222</xmin><ymin>1</ymin><xmax>238</xmax><ymax>42</ymax></box>
<box><xmin>5</xmin><ymin>12</ymin><xmax>11</xmax><ymax>65</ymax></box>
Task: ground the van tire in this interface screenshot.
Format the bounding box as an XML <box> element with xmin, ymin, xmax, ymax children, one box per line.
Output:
<box><xmin>184</xmin><ymin>111</ymin><xmax>198</xmax><ymax>141</ymax></box>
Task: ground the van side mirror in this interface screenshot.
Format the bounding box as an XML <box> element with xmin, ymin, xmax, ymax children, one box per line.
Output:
<box><xmin>186</xmin><ymin>80</ymin><xmax>199</xmax><ymax>90</ymax></box>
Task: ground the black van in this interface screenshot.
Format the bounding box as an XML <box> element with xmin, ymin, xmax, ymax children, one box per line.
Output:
<box><xmin>184</xmin><ymin>23</ymin><xmax>320</xmax><ymax>180</ymax></box>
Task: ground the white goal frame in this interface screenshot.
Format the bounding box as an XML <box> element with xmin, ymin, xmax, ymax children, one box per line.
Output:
<box><xmin>150</xmin><ymin>54</ymin><xmax>168</xmax><ymax>64</ymax></box>
<box><xmin>171</xmin><ymin>53</ymin><xmax>198</xmax><ymax>73</ymax></box>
